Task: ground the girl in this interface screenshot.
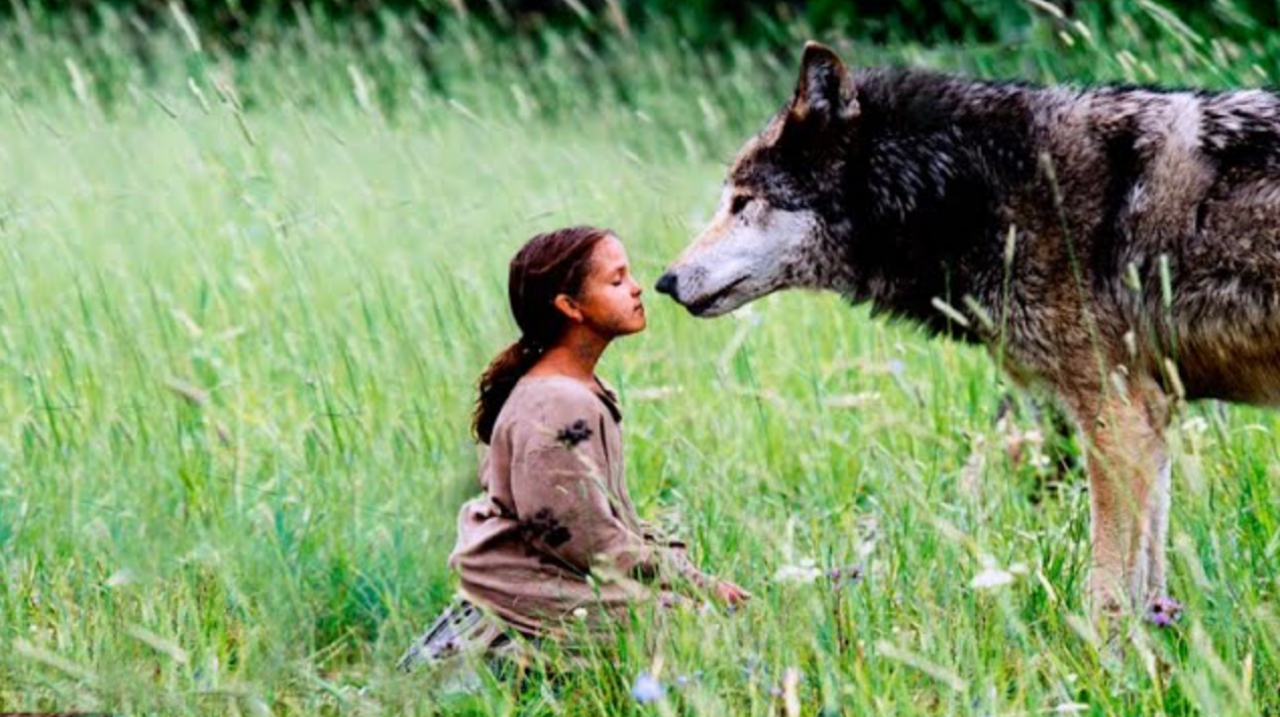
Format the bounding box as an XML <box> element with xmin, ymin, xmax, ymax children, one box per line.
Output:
<box><xmin>399</xmin><ymin>226</ymin><xmax>748</xmax><ymax>675</ymax></box>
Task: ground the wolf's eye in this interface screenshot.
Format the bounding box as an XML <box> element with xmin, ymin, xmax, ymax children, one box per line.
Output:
<box><xmin>729</xmin><ymin>195</ymin><xmax>753</xmax><ymax>215</ymax></box>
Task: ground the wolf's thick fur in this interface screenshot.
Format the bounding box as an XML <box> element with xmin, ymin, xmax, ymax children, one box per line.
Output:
<box><xmin>658</xmin><ymin>43</ymin><xmax>1280</xmax><ymax>613</ymax></box>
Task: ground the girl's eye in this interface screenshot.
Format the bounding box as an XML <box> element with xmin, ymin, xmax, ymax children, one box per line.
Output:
<box><xmin>730</xmin><ymin>195</ymin><xmax>753</xmax><ymax>215</ymax></box>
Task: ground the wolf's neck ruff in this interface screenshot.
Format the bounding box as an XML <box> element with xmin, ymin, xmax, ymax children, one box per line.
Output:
<box><xmin>833</xmin><ymin>68</ymin><xmax>1041</xmax><ymax>341</ymax></box>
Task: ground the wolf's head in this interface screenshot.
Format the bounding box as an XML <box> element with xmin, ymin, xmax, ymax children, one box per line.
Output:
<box><xmin>657</xmin><ymin>42</ymin><xmax>859</xmax><ymax>317</ymax></box>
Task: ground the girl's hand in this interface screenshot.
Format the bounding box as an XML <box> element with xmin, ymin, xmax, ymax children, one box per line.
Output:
<box><xmin>714</xmin><ymin>580</ymin><xmax>751</xmax><ymax>606</ymax></box>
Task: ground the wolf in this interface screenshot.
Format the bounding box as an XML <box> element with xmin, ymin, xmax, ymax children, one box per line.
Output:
<box><xmin>656</xmin><ymin>42</ymin><xmax>1280</xmax><ymax>616</ymax></box>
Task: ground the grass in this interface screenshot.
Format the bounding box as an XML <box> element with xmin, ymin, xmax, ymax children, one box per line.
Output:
<box><xmin>2</xmin><ymin>3</ymin><xmax>1280</xmax><ymax>714</ymax></box>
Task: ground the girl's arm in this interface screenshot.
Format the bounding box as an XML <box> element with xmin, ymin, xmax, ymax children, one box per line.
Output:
<box><xmin>508</xmin><ymin>394</ymin><xmax>692</xmax><ymax>587</ymax></box>
<box><xmin>638</xmin><ymin>521</ymin><xmax>713</xmax><ymax>588</ymax></box>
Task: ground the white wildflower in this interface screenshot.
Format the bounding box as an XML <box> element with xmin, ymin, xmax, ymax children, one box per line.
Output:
<box><xmin>970</xmin><ymin>556</ymin><xmax>1017</xmax><ymax>590</ymax></box>
<box><xmin>774</xmin><ymin>558</ymin><xmax>822</xmax><ymax>585</ymax></box>
<box><xmin>1182</xmin><ymin>416</ymin><xmax>1209</xmax><ymax>436</ymax></box>
<box><xmin>970</xmin><ymin>568</ymin><xmax>1014</xmax><ymax>590</ymax></box>
<box><xmin>822</xmin><ymin>392</ymin><xmax>881</xmax><ymax>409</ymax></box>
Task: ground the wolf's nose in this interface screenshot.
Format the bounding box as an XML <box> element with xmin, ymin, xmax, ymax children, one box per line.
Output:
<box><xmin>655</xmin><ymin>272</ymin><xmax>678</xmax><ymax>296</ymax></box>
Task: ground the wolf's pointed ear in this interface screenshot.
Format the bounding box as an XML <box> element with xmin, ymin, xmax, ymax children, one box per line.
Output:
<box><xmin>790</xmin><ymin>41</ymin><xmax>859</xmax><ymax>126</ymax></box>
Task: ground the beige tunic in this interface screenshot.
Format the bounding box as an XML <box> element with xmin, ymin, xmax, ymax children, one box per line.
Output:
<box><xmin>449</xmin><ymin>375</ymin><xmax>706</xmax><ymax>636</ymax></box>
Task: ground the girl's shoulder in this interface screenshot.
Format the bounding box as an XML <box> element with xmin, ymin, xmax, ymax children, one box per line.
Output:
<box><xmin>497</xmin><ymin>375</ymin><xmax>620</xmax><ymax>437</ymax></box>
<box><xmin>509</xmin><ymin>375</ymin><xmax>604</xmax><ymax>415</ymax></box>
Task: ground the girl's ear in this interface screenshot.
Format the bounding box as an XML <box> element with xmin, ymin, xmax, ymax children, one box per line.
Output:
<box><xmin>553</xmin><ymin>293</ymin><xmax>584</xmax><ymax>323</ymax></box>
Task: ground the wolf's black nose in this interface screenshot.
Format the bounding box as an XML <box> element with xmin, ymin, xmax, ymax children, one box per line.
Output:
<box><xmin>655</xmin><ymin>272</ymin><xmax>678</xmax><ymax>296</ymax></box>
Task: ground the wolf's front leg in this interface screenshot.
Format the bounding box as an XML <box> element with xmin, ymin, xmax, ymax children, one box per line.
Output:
<box><xmin>1142</xmin><ymin>455</ymin><xmax>1172</xmax><ymax>599</ymax></box>
<box><xmin>1074</xmin><ymin>377</ymin><xmax>1172</xmax><ymax>615</ymax></box>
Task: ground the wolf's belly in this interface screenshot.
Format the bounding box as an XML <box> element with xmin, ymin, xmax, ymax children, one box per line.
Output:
<box><xmin>1177</xmin><ymin>340</ymin><xmax>1280</xmax><ymax>406</ymax></box>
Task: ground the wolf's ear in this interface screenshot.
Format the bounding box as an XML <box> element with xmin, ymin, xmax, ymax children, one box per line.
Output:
<box><xmin>789</xmin><ymin>41</ymin><xmax>859</xmax><ymax>126</ymax></box>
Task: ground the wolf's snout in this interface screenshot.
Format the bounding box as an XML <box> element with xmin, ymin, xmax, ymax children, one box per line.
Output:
<box><xmin>655</xmin><ymin>272</ymin><xmax>679</xmax><ymax>297</ymax></box>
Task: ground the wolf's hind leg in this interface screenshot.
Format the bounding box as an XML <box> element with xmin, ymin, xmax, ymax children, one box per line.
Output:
<box><xmin>1069</xmin><ymin>376</ymin><xmax>1172</xmax><ymax>615</ymax></box>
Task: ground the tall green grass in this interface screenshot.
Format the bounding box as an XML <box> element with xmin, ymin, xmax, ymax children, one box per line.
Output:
<box><xmin>1</xmin><ymin>4</ymin><xmax>1279</xmax><ymax>715</ymax></box>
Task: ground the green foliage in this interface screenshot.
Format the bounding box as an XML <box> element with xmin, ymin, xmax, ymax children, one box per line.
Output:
<box><xmin>14</xmin><ymin>0</ymin><xmax>1280</xmax><ymax>54</ymax></box>
<box><xmin>1</xmin><ymin>2</ymin><xmax>1280</xmax><ymax>715</ymax></box>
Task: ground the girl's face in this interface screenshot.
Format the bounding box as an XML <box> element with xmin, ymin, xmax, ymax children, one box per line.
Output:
<box><xmin>571</xmin><ymin>235</ymin><xmax>647</xmax><ymax>338</ymax></box>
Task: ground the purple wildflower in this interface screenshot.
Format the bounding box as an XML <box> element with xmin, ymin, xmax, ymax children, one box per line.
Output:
<box><xmin>826</xmin><ymin>564</ymin><xmax>864</xmax><ymax>592</ymax></box>
<box><xmin>1147</xmin><ymin>596</ymin><xmax>1184</xmax><ymax>628</ymax></box>
<box><xmin>631</xmin><ymin>672</ymin><xmax>666</xmax><ymax>704</ymax></box>
<box><xmin>673</xmin><ymin>671</ymin><xmax>701</xmax><ymax>689</ymax></box>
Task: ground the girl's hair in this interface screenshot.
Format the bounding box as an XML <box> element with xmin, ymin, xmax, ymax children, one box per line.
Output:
<box><xmin>472</xmin><ymin>226</ymin><xmax>613</xmax><ymax>443</ymax></box>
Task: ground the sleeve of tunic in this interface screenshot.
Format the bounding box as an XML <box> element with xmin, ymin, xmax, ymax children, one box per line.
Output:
<box><xmin>639</xmin><ymin>520</ymin><xmax>711</xmax><ymax>587</ymax></box>
<box><xmin>507</xmin><ymin>387</ymin><xmax>697</xmax><ymax>586</ymax></box>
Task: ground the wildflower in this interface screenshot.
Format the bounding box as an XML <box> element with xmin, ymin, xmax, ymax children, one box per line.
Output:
<box><xmin>822</xmin><ymin>392</ymin><xmax>880</xmax><ymax>409</ymax></box>
<box><xmin>1001</xmin><ymin>422</ymin><xmax>1045</xmax><ymax>467</ymax></box>
<box><xmin>105</xmin><ymin>569</ymin><xmax>137</xmax><ymax>588</ymax></box>
<box><xmin>970</xmin><ymin>557</ymin><xmax>1015</xmax><ymax>590</ymax></box>
<box><xmin>1147</xmin><ymin>596</ymin><xmax>1183</xmax><ymax>628</ymax></box>
<box><xmin>631</xmin><ymin>672</ymin><xmax>666</xmax><ymax>704</ymax></box>
<box><xmin>1181</xmin><ymin>416</ymin><xmax>1209</xmax><ymax>436</ymax></box>
<box><xmin>572</xmin><ymin>607</ymin><xmax>587</xmax><ymax>620</ymax></box>
<box><xmin>774</xmin><ymin>558</ymin><xmax>822</xmax><ymax>585</ymax></box>
<box><xmin>673</xmin><ymin>671</ymin><xmax>701</xmax><ymax>689</ymax></box>
<box><xmin>826</xmin><ymin>564</ymin><xmax>863</xmax><ymax>592</ymax></box>
<box><xmin>888</xmin><ymin>358</ymin><xmax>907</xmax><ymax>376</ymax></box>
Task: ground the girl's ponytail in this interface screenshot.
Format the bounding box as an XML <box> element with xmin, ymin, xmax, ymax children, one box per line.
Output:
<box><xmin>472</xmin><ymin>338</ymin><xmax>543</xmax><ymax>444</ymax></box>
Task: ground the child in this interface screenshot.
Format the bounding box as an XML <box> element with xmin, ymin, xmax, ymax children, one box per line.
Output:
<box><xmin>399</xmin><ymin>227</ymin><xmax>747</xmax><ymax>676</ymax></box>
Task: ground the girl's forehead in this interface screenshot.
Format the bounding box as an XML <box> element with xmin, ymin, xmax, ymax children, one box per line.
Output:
<box><xmin>592</xmin><ymin>235</ymin><xmax>629</xmax><ymax>268</ymax></box>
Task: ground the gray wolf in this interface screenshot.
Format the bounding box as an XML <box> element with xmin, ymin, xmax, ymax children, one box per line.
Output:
<box><xmin>657</xmin><ymin>42</ymin><xmax>1280</xmax><ymax>615</ymax></box>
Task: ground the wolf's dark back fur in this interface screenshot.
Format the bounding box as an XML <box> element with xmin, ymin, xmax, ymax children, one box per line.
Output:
<box><xmin>795</xmin><ymin>67</ymin><xmax>1280</xmax><ymax>403</ymax></box>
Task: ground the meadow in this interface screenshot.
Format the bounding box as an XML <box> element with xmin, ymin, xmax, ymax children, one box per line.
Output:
<box><xmin>2</xmin><ymin>4</ymin><xmax>1280</xmax><ymax>714</ymax></box>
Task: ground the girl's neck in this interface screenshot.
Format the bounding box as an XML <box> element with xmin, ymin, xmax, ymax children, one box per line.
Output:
<box><xmin>526</xmin><ymin>330</ymin><xmax>609</xmax><ymax>384</ymax></box>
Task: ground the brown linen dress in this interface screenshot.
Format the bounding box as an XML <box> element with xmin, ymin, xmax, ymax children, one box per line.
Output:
<box><xmin>447</xmin><ymin>375</ymin><xmax>708</xmax><ymax>637</ymax></box>
<box><xmin>398</xmin><ymin>375</ymin><xmax>710</xmax><ymax>674</ymax></box>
